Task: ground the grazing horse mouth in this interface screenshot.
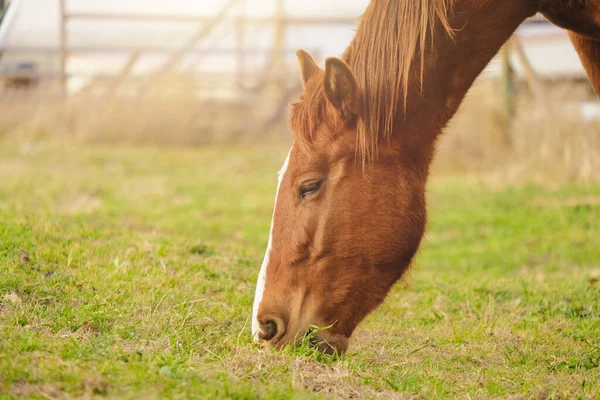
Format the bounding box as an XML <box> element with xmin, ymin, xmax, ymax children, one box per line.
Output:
<box><xmin>257</xmin><ymin>319</ymin><xmax>348</xmax><ymax>354</ymax></box>
<box><xmin>284</xmin><ymin>327</ymin><xmax>348</xmax><ymax>355</ymax></box>
<box><xmin>308</xmin><ymin>334</ymin><xmax>341</xmax><ymax>355</ymax></box>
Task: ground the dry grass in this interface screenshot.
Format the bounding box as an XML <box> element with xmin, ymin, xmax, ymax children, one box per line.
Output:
<box><xmin>437</xmin><ymin>78</ymin><xmax>600</xmax><ymax>183</ymax></box>
<box><xmin>0</xmin><ymin>74</ymin><xmax>257</xmax><ymax>147</ymax></box>
<box><xmin>1</xmin><ymin>75</ymin><xmax>600</xmax><ymax>183</ymax></box>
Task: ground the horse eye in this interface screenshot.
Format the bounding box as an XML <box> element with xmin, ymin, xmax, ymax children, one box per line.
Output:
<box><xmin>299</xmin><ymin>180</ymin><xmax>323</xmax><ymax>199</ymax></box>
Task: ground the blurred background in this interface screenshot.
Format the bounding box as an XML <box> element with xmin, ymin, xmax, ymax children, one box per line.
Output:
<box><xmin>0</xmin><ymin>0</ymin><xmax>599</xmax><ymax>182</ymax></box>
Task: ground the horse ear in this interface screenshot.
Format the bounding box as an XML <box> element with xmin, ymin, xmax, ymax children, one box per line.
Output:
<box><xmin>323</xmin><ymin>57</ymin><xmax>359</xmax><ymax>120</ymax></box>
<box><xmin>296</xmin><ymin>49</ymin><xmax>319</xmax><ymax>89</ymax></box>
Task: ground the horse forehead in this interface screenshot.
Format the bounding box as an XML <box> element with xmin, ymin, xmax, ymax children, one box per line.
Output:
<box><xmin>288</xmin><ymin>134</ymin><xmax>355</xmax><ymax>170</ymax></box>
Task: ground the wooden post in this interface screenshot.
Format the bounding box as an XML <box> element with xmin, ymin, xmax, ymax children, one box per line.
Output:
<box><xmin>499</xmin><ymin>41</ymin><xmax>514</xmax><ymax>148</ymax></box>
<box><xmin>500</xmin><ymin>42</ymin><xmax>514</xmax><ymax>119</ymax></box>
<box><xmin>58</xmin><ymin>0</ymin><xmax>67</xmax><ymax>97</ymax></box>
<box><xmin>235</xmin><ymin>8</ymin><xmax>246</xmax><ymax>87</ymax></box>
<box><xmin>510</xmin><ymin>36</ymin><xmax>550</xmax><ymax>111</ymax></box>
<box><xmin>273</xmin><ymin>0</ymin><xmax>285</xmax><ymax>86</ymax></box>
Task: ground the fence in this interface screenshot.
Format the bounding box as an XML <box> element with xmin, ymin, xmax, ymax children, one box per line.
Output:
<box><xmin>0</xmin><ymin>1</ymin><xmax>591</xmax><ymax>133</ymax></box>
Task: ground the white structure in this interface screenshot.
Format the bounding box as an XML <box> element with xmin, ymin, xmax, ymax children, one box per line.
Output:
<box><xmin>486</xmin><ymin>22</ymin><xmax>586</xmax><ymax>79</ymax></box>
<box><xmin>0</xmin><ymin>1</ymin><xmax>588</xmax><ymax>94</ymax></box>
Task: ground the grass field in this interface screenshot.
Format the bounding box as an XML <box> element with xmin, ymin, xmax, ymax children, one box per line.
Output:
<box><xmin>0</xmin><ymin>143</ymin><xmax>599</xmax><ymax>399</ymax></box>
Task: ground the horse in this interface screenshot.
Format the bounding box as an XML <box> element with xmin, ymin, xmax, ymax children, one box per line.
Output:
<box><xmin>251</xmin><ymin>0</ymin><xmax>600</xmax><ymax>354</ymax></box>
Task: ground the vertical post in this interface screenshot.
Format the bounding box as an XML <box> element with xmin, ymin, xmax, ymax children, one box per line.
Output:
<box><xmin>510</xmin><ymin>36</ymin><xmax>548</xmax><ymax>108</ymax></box>
<box><xmin>500</xmin><ymin>41</ymin><xmax>514</xmax><ymax>147</ymax></box>
<box><xmin>235</xmin><ymin>1</ymin><xmax>246</xmax><ymax>87</ymax></box>
<box><xmin>273</xmin><ymin>0</ymin><xmax>285</xmax><ymax>87</ymax></box>
<box><xmin>58</xmin><ymin>0</ymin><xmax>67</xmax><ymax>97</ymax></box>
<box><xmin>500</xmin><ymin>42</ymin><xmax>514</xmax><ymax>118</ymax></box>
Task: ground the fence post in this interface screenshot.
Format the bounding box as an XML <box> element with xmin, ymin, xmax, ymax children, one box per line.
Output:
<box><xmin>58</xmin><ymin>0</ymin><xmax>67</xmax><ymax>97</ymax></box>
<box><xmin>500</xmin><ymin>42</ymin><xmax>514</xmax><ymax>119</ymax></box>
<box><xmin>273</xmin><ymin>0</ymin><xmax>285</xmax><ymax>86</ymax></box>
<box><xmin>235</xmin><ymin>3</ymin><xmax>246</xmax><ymax>87</ymax></box>
<box><xmin>499</xmin><ymin>41</ymin><xmax>514</xmax><ymax>148</ymax></box>
<box><xmin>510</xmin><ymin>36</ymin><xmax>551</xmax><ymax>113</ymax></box>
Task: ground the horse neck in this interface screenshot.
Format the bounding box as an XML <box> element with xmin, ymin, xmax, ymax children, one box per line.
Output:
<box><xmin>390</xmin><ymin>1</ymin><xmax>538</xmax><ymax>157</ymax></box>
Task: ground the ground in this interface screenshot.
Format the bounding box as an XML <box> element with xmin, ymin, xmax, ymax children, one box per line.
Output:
<box><xmin>0</xmin><ymin>143</ymin><xmax>599</xmax><ymax>399</ymax></box>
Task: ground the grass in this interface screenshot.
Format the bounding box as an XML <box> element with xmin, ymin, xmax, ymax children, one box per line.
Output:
<box><xmin>0</xmin><ymin>142</ymin><xmax>599</xmax><ymax>399</ymax></box>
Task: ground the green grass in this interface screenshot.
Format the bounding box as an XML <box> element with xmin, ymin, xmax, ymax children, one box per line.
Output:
<box><xmin>0</xmin><ymin>143</ymin><xmax>599</xmax><ymax>399</ymax></box>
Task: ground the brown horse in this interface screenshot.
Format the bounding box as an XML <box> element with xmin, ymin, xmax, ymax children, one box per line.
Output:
<box><xmin>251</xmin><ymin>0</ymin><xmax>600</xmax><ymax>354</ymax></box>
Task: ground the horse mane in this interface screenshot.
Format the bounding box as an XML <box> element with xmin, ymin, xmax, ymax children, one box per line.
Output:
<box><xmin>291</xmin><ymin>0</ymin><xmax>454</xmax><ymax>162</ymax></box>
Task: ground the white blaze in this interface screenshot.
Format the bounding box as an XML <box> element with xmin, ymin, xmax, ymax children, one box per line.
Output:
<box><xmin>252</xmin><ymin>146</ymin><xmax>293</xmax><ymax>341</ymax></box>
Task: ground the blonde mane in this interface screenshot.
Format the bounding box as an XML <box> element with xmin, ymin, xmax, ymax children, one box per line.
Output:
<box><xmin>291</xmin><ymin>0</ymin><xmax>454</xmax><ymax>162</ymax></box>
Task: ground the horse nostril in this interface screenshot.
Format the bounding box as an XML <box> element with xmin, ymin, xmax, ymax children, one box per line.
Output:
<box><xmin>258</xmin><ymin>318</ymin><xmax>283</xmax><ymax>342</ymax></box>
<box><xmin>258</xmin><ymin>320</ymin><xmax>277</xmax><ymax>341</ymax></box>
